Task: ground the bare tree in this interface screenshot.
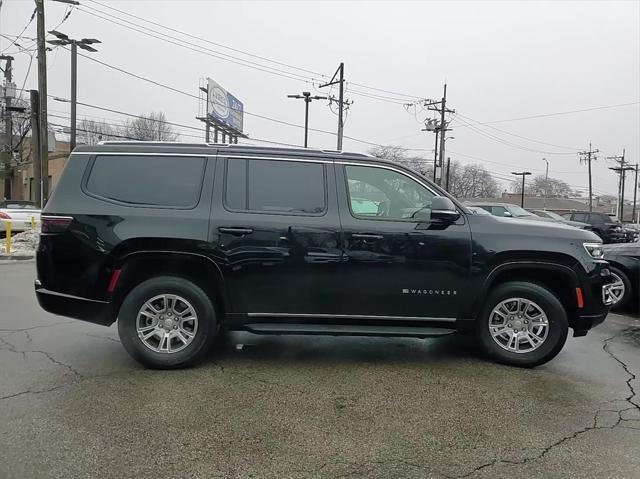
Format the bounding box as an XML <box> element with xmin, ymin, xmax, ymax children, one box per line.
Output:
<box><xmin>511</xmin><ymin>174</ymin><xmax>571</xmax><ymax>197</ymax></box>
<box><xmin>450</xmin><ymin>162</ymin><xmax>500</xmax><ymax>198</ymax></box>
<box><xmin>368</xmin><ymin>145</ymin><xmax>432</xmax><ymax>177</ymax></box>
<box><xmin>77</xmin><ymin>118</ymin><xmax>118</xmax><ymax>145</ymax></box>
<box><xmin>121</xmin><ymin>111</ymin><xmax>178</xmax><ymax>141</ymax></box>
<box><xmin>367</xmin><ymin>146</ymin><xmax>499</xmax><ymax>198</ymax></box>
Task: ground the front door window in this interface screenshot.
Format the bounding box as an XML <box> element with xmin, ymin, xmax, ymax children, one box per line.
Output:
<box><xmin>345</xmin><ymin>165</ymin><xmax>435</xmax><ymax>221</ymax></box>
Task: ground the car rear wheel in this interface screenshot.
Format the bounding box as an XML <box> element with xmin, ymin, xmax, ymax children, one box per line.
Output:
<box><xmin>476</xmin><ymin>281</ymin><xmax>568</xmax><ymax>368</ymax></box>
<box><xmin>609</xmin><ymin>267</ymin><xmax>632</xmax><ymax>311</ymax></box>
<box><xmin>117</xmin><ymin>276</ymin><xmax>217</xmax><ymax>369</ymax></box>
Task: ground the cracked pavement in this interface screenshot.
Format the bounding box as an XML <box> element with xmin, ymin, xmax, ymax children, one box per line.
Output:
<box><xmin>1</xmin><ymin>261</ymin><xmax>639</xmax><ymax>479</ymax></box>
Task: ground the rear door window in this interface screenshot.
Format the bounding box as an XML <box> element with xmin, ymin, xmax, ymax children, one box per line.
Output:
<box><xmin>225</xmin><ymin>158</ymin><xmax>326</xmax><ymax>215</ymax></box>
<box><xmin>573</xmin><ymin>213</ymin><xmax>587</xmax><ymax>222</ymax></box>
<box><xmin>86</xmin><ymin>155</ymin><xmax>206</xmax><ymax>208</ymax></box>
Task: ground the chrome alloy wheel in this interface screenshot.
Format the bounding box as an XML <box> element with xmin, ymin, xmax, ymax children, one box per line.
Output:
<box><xmin>607</xmin><ymin>272</ymin><xmax>626</xmax><ymax>305</ymax></box>
<box><xmin>136</xmin><ymin>294</ymin><xmax>198</xmax><ymax>354</ymax></box>
<box><xmin>488</xmin><ymin>298</ymin><xmax>549</xmax><ymax>353</ymax></box>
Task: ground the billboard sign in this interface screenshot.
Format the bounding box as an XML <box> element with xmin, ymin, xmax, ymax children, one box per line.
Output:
<box><xmin>207</xmin><ymin>78</ymin><xmax>244</xmax><ymax>133</ymax></box>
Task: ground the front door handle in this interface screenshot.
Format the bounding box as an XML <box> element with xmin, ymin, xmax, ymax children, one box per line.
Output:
<box><xmin>218</xmin><ymin>227</ymin><xmax>254</xmax><ymax>236</ymax></box>
<box><xmin>352</xmin><ymin>233</ymin><xmax>384</xmax><ymax>241</ymax></box>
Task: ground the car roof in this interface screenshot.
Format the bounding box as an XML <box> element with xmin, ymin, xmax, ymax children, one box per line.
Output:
<box><xmin>73</xmin><ymin>142</ymin><xmax>373</xmax><ymax>162</ymax></box>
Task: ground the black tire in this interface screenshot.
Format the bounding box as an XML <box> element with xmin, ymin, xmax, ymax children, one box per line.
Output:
<box><xmin>609</xmin><ymin>267</ymin><xmax>632</xmax><ymax>312</ymax></box>
<box><xmin>117</xmin><ymin>276</ymin><xmax>218</xmax><ymax>369</ymax></box>
<box><xmin>476</xmin><ymin>281</ymin><xmax>568</xmax><ymax>368</ymax></box>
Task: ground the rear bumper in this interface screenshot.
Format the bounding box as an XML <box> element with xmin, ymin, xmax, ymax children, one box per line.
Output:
<box><xmin>35</xmin><ymin>281</ymin><xmax>114</xmax><ymax>326</ymax></box>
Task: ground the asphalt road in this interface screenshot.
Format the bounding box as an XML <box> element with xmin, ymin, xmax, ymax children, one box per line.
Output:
<box><xmin>1</xmin><ymin>261</ymin><xmax>639</xmax><ymax>479</ymax></box>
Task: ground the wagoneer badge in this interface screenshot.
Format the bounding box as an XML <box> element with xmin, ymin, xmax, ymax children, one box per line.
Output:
<box><xmin>402</xmin><ymin>289</ymin><xmax>458</xmax><ymax>296</ymax></box>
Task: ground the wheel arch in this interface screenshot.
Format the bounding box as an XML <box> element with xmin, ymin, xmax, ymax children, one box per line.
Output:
<box><xmin>474</xmin><ymin>260</ymin><xmax>581</xmax><ymax>327</ymax></box>
<box><xmin>109</xmin><ymin>250</ymin><xmax>229</xmax><ymax>324</ymax></box>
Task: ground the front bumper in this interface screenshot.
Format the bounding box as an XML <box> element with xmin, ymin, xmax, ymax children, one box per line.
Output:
<box><xmin>570</xmin><ymin>264</ymin><xmax>612</xmax><ymax>336</ymax></box>
<box><xmin>35</xmin><ymin>280</ymin><xmax>114</xmax><ymax>326</ymax></box>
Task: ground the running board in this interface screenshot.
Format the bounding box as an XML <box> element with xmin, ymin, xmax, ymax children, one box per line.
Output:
<box><xmin>244</xmin><ymin>323</ymin><xmax>456</xmax><ymax>338</ymax></box>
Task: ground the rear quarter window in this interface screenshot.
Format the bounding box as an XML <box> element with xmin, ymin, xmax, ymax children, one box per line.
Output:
<box><xmin>85</xmin><ymin>155</ymin><xmax>206</xmax><ymax>208</ymax></box>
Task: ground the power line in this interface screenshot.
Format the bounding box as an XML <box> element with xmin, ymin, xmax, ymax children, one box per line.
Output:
<box><xmin>474</xmin><ymin>102</ymin><xmax>640</xmax><ymax>125</ymax></box>
<box><xmin>454</xmin><ymin>116</ymin><xmax>578</xmax><ymax>155</ymax></box>
<box><xmin>77</xmin><ymin>5</ymin><xmax>318</xmax><ymax>84</ymax></box>
<box><xmin>83</xmin><ymin>0</ymin><xmax>424</xmax><ymax>101</ymax></box>
<box><xmin>0</xmin><ymin>7</ymin><xmax>36</xmax><ymax>54</ymax></box>
<box><xmin>454</xmin><ymin>112</ymin><xmax>581</xmax><ymax>151</ymax></box>
<box><xmin>50</xmin><ymin>54</ymin><xmax>433</xmax><ymax>151</ymax></box>
<box><xmin>80</xmin><ymin>1</ymin><xmax>424</xmax><ymax>104</ymax></box>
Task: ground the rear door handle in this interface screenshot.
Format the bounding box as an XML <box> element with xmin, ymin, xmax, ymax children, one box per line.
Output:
<box><xmin>352</xmin><ymin>233</ymin><xmax>384</xmax><ymax>241</ymax></box>
<box><xmin>218</xmin><ymin>227</ymin><xmax>254</xmax><ymax>236</ymax></box>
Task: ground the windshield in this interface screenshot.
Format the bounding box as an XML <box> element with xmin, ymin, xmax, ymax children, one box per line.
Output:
<box><xmin>507</xmin><ymin>205</ymin><xmax>535</xmax><ymax>217</ymax></box>
<box><xmin>467</xmin><ymin>206</ymin><xmax>491</xmax><ymax>215</ymax></box>
<box><xmin>542</xmin><ymin>211</ymin><xmax>564</xmax><ymax>221</ymax></box>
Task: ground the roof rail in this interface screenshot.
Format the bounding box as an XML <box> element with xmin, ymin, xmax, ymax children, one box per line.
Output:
<box><xmin>95</xmin><ymin>140</ymin><xmax>371</xmax><ymax>157</ymax></box>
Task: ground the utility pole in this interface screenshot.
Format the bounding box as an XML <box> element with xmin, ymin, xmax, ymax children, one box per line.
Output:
<box><xmin>512</xmin><ymin>171</ymin><xmax>532</xmax><ymax>207</ymax></box>
<box><xmin>421</xmin><ymin>118</ymin><xmax>439</xmax><ymax>182</ymax></box>
<box><xmin>421</xmin><ymin>86</ymin><xmax>454</xmax><ymax>186</ymax></box>
<box><xmin>578</xmin><ymin>143</ymin><xmax>599</xmax><ymax>212</ymax></box>
<box><xmin>47</xmin><ymin>31</ymin><xmax>101</xmax><ymax>151</ymax></box>
<box><xmin>438</xmin><ymin>84</ymin><xmax>447</xmax><ymax>186</ymax></box>
<box><xmin>445</xmin><ymin>157</ymin><xmax>451</xmax><ymax>192</ymax></box>
<box><xmin>608</xmin><ymin>149</ymin><xmax>633</xmax><ymax>222</ymax></box>
<box><xmin>1</xmin><ymin>55</ymin><xmax>14</xmax><ymax>199</ymax></box>
<box><xmin>287</xmin><ymin>91</ymin><xmax>327</xmax><ymax>148</ymax></box>
<box><xmin>337</xmin><ymin>63</ymin><xmax>344</xmax><ymax>151</ymax></box>
<box><xmin>30</xmin><ymin>90</ymin><xmax>42</xmax><ymax>205</ymax></box>
<box><xmin>319</xmin><ymin>63</ymin><xmax>351</xmax><ymax>151</ymax></box>
<box><xmin>541</xmin><ymin>158</ymin><xmax>549</xmax><ymax>209</ymax></box>
<box><xmin>633</xmin><ymin>164</ymin><xmax>639</xmax><ymax>223</ymax></box>
<box><xmin>35</xmin><ymin>0</ymin><xmax>50</xmax><ymax>202</ymax></box>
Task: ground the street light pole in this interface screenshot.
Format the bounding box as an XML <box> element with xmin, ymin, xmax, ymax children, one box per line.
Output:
<box><xmin>47</xmin><ymin>31</ymin><xmax>100</xmax><ymax>152</ymax></box>
<box><xmin>70</xmin><ymin>41</ymin><xmax>77</xmax><ymax>150</ymax></box>
<box><xmin>287</xmin><ymin>92</ymin><xmax>327</xmax><ymax>148</ymax></box>
<box><xmin>512</xmin><ymin>171</ymin><xmax>532</xmax><ymax>208</ymax></box>
<box><xmin>541</xmin><ymin>158</ymin><xmax>549</xmax><ymax>209</ymax></box>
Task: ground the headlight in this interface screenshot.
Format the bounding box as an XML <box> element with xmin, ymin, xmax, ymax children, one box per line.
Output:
<box><xmin>584</xmin><ymin>242</ymin><xmax>604</xmax><ymax>259</ymax></box>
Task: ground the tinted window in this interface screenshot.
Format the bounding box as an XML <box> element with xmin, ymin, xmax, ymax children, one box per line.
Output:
<box><xmin>573</xmin><ymin>213</ymin><xmax>587</xmax><ymax>222</ymax></box>
<box><xmin>225</xmin><ymin>159</ymin><xmax>247</xmax><ymax>210</ymax></box>
<box><xmin>225</xmin><ymin>159</ymin><xmax>326</xmax><ymax>215</ymax></box>
<box><xmin>345</xmin><ymin>165</ymin><xmax>434</xmax><ymax>220</ymax></box>
<box><xmin>590</xmin><ymin>213</ymin><xmax>608</xmax><ymax>223</ymax></box>
<box><xmin>491</xmin><ymin>206</ymin><xmax>508</xmax><ymax>216</ymax></box>
<box><xmin>86</xmin><ymin>155</ymin><xmax>205</xmax><ymax>207</ymax></box>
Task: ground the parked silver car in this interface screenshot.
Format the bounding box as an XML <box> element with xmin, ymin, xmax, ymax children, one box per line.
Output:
<box><xmin>0</xmin><ymin>200</ymin><xmax>41</xmax><ymax>235</ymax></box>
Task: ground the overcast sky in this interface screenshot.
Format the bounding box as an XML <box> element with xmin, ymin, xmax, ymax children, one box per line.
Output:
<box><xmin>1</xmin><ymin>0</ymin><xmax>639</xmax><ymax>197</ymax></box>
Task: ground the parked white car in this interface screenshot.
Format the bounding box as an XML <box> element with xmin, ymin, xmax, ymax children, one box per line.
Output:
<box><xmin>0</xmin><ymin>200</ymin><xmax>41</xmax><ymax>235</ymax></box>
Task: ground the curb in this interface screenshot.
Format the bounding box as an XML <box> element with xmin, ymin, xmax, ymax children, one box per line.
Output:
<box><xmin>0</xmin><ymin>255</ymin><xmax>35</xmax><ymax>261</ymax></box>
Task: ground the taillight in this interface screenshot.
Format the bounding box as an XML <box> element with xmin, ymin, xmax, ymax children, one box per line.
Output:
<box><xmin>41</xmin><ymin>215</ymin><xmax>73</xmax><ymax>233</ymax></box>
<box><xmin>0</xmin><ymin>212</ymin><xmax>11</xmax><ymax>219</ymax></box>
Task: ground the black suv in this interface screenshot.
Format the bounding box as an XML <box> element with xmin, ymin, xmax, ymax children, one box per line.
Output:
<box><xmin>562</xmin><ymin>211</ymin><xmax>625</xmax><ymax>244</ymax></box>
<box><xmin>36</xmin><ymin>143</ymin><xmax>614</xmax><ymax>369</ymax></box>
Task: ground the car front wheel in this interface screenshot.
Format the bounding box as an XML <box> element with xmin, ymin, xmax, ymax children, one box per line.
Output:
<box><xmin>609</xmin><ymin>267</ymin><xmax>632</xmax><ymax>311</ymax></box>
<box><xmin>476</xmin><ymin>281</ymin><xmax>568</xmax><ymax>368</ymax></box>
<box><xmin>117</xmin><ymin>276</ymin><xmax>217</xmax><ymax>369</ymax></box>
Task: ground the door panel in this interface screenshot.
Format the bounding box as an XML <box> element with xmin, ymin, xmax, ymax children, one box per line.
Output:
<box><xmin>336</xmin><ymin>163</ymin><xmax>472</xmax><ymax>319</ymax></box>
<box><xmin>209</xmin><ymin>157</ymin><xmax>343</xmax><ymax>315</ymax></box>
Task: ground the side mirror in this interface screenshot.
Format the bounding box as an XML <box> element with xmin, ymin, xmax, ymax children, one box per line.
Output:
<box><xmin>431</xmin><ymin>196</ymin><xmax>460</xmax><ymax>222</ymax></box>
<box><xmin>503</xmin><ymin>212</ymin><xmax>513</xmax><ymax>217</ymax></box>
